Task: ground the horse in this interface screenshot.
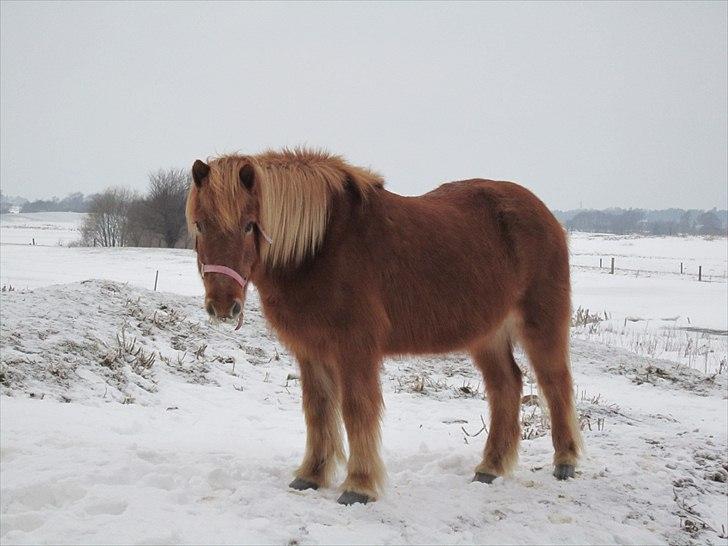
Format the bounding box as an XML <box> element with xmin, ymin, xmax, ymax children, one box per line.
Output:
<box><xmin>185</xmin><ymin>148</ymin><xmax>581</xmax><ymax>505</ymax></box>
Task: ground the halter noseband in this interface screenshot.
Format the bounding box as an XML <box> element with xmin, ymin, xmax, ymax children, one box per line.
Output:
<box><xmin>200</xmin><ymin>224</ymin><xmax>272</xmax><ymax>331</ymax></box>
<box><xmin>201</xmin><ymin>264</ymin><xmax>247</xmax><ymax>290</ymax></box>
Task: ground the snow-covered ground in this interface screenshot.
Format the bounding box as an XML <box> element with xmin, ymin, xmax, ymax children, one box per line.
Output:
<box><xmin>570</xmin><ymin>233</ymin><xmax>727</xmax><ymax>280</ymax></box>
<box><xmin>0</xmin><ymin>244</ymin><xmax>194</xmax><ymax>295</ymax></box>
<box><xmin>567</xmin><ymin>233</ymin><xmax>727</xmax><ymax>377</ymax></box>
<box><xmin>1</xmin><ymin>220</ymin><xmax>726</xmax><ymax>545</ymax></box>
<box><xmin>0</xmin><ymin>212</ymin><xmax>85</xmax><ymax>247</ymax></box>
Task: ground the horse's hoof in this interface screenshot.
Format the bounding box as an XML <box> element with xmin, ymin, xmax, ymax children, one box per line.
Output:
<box><xmin>337</xmin><ymin>490</ymin><xmax>370</xmax><ymax>505</ymax></box>
<box><xmin>289</xmin><ymin>477</ymin><xmax>319</xmax><ymax>491</ymax></box>
<box><xmin>473</xmin><ymin>472</ymin><xmax>498</xmax><ymax>484</ymax></box>
<box><xmin>554</xmin><ymin>464</ymin><xmax>575</xmax><ymax>480</ymax></box>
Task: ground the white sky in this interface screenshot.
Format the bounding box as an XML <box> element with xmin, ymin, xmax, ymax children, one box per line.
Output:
<box><xmin>1</xmin><ymin>1</ymin><xmax>726</xmax><ymax>209</ymax></box>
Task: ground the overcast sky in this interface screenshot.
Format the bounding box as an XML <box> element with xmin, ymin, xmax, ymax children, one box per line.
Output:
<box><xmin>1</xmin><ymin>1</ymin><xmax>726</xmax><ymax>209</ymax></box>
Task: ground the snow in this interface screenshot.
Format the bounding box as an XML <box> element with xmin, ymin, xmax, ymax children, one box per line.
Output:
<box><xmin>568</xmin><ymin>232</ymin><xmax>727</xmax><ymax>330</ymax></box>
<box><xmin>0</xmin><ymin>245</ymin><xmax>198</xmax><ymax>295</ymax></box>
<box><xmin>572</xmin><ymin>271</ymin><xmax>727</xmax><ymax>329</ymax></box>
<box><xmin>569</xmin><ymin>232</ymin><xmax>727</xmax><ymax>279</ymax></box>
<box><xmin>1</xmin><ymin>223</ymin><xmax>727</xmax><ymax>545</ymax></box>
<box><xmin>0</xmin><ymin>212</ymin><xmax>85</xmax><ymax>247</ymax></box>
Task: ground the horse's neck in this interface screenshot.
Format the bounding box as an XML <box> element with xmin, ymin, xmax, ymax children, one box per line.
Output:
<box><xmin>251</xmin><ymin>267</ymin><xmax>283</xmax><ymax>297</ymax></box>
<box><xmin>251</xmin><ymin>262</ymin><xmax>304</xmax><ymax>305</ymax></box>
<box><xmin>251</xmin><ymin>186</ymin><xmax>389</xmax><ymax>301</ymax></box>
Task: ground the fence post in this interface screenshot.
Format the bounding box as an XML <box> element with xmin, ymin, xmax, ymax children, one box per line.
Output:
<box><xmin>610</xmin><ymin>257</ymin><xmax>615</xmax><ymax>275</ymax></box>
<box><xmin>680</xmin><ymin>262</ymin><xmax>683</xmax><ymax>275</ymax></box>
<box><xmin>698</xmin><ymin>266</ymin><xmax>702</xmax><ymax>282</ymax></box>
<box><xmin>154</xmin><ymin>270</ymin><xmax>159</xmax><ymax>291</ymax></box>
<box><xmin>599</xmin><ymin>258</ymin><xmax>602</xmax><ymax>268</ymax></box>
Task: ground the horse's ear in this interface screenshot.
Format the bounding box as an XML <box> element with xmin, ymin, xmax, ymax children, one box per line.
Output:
<box><xmin>344</xmin><ymin>174</ymin><xmax>363</xmax><ymax>204</ymax></box>
<box><xmin>192</xmin><ymin>160</ymin><xmax>210</xmax><ymax>188</ymax></box>
<box><xmin>239</xmin><ymin>164</ymin><xmax>255</xmax><ymax>191</ymax></box>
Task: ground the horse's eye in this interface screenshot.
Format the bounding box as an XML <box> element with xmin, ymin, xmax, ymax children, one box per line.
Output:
<box><xmin>195</xmin><ymin>221</ymin><xmax>202</xmax><ymax>234</ymax></box>
<box><xmin>245</xmin><ymin>222</ymin><xmax>254</xmax><ymax>233</ymax></box>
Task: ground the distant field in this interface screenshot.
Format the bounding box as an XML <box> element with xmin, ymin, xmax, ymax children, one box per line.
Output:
<box><xmin>0</xmin><ymin>211</ymin><xmax>85</xmax><ymax>246</ymax></box>
<box><xmin>569</xmin><ymin>232</ymin><xmax>727</xmax><ymax>279</ymax></box>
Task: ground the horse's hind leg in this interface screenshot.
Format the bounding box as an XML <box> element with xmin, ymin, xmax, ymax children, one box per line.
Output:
<box><xmin>290</xmin><ymin>359</ymin><xmax>345</xmax><ymax>491</ymax></box>
<box><xmin>519</xmin><ymin>299</ymin><xmax>582</xmax><ymax>479</ymax></box>
<box><xmin>471</xmin><ymin>324</ymin><xmax>523</xmax><ymax>483</ymax></box>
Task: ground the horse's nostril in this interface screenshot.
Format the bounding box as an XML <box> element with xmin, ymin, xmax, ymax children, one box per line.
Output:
<box><xmin>206</xmin><ymin>302</ymin><xmax>216</xmax><ymax>317</ymax></box>
<box><xmin>231</xmin><ymin>301</ymin><xmax>242</xmax><ymax>317</ymax></box>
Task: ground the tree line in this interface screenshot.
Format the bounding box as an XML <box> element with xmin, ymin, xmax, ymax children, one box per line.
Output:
<box><xmin>78</xmin><ymin>169</ymin><xmax>190</xmax><ymax>248</ymax></box>
<box><xmin>554</xmin><ymin>208</ymin><xmax>727</xmax><ymax>236</ymax></box>
<box><xmin>19</xmin><ymin>192</ymin><xmax>89</xmax><ymax>213</ymax></box>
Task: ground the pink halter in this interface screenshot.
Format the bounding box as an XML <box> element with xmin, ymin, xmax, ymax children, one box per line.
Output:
<box><xmin>201</xmin><ymin>264</ymin><xmax>248</xmax><ymax>330</ymax></box>
<box><xmin>201</xmin><ymin>264</ymin><xmax>247</xmax><ymax>290</ymax></box>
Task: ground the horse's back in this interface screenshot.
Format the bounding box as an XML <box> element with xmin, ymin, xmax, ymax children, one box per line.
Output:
<box><xmin>438</xmin><ymin>177</ymin><xmax>570</xmax><ymax>298</ymax></box>
<box><xmin>405</xmin><ymin>177</ymin><xmax>567</xmax><ymax>276</ymax></box>
<box><xmin>372</xmin><ymin>178</ymin><xmax>569</xmax><ymax>354</ymax></box>
<box><xmin>423</xmin><ymin>178</ymin><xmax>560</xmax><ymax>223</ymax></box>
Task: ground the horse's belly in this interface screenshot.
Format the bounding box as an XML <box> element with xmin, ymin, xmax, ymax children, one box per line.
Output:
<box><xmin>382</xmin><ymin>296</ymin><xmax>509</xmax><ymax>355</ymax></box>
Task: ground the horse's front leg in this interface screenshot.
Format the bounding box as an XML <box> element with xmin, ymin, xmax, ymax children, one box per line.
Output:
<box><xmin>337</xmin><ymin>353</ymin><xmax>385</xmax><ymax>505</ymax></box>
<box><xmin>290</xmin><ymin>359</ymin><xmax>345</xmax><ymax>491</ymax></box>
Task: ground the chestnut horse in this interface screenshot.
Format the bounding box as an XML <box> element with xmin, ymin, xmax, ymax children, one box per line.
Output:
<box><xmin>186</xmin><ymin>148</ymin><xmax>581</xmax><ymax>505</ymax></box>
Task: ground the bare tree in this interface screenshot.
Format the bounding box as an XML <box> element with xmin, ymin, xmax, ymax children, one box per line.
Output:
<box><xmin>80</xmin><ymin>188</ymin><xmax>135</xmax><ymax>247</ymax></box>
<box><xmin>125</xmin><ymin>197</ymin><xmax>154</xmax><ymax>247</ymax></box>
<box><xmin>144</xmin><ymin>169</ymin><xmax>190</xmax><ymax>248</ymax></box>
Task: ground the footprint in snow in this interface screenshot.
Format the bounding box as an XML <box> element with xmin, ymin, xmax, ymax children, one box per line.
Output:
<box><xmin>84</xmin><ymin>499</ymin><xmax>128</xmax><ymax>516</ymax></box>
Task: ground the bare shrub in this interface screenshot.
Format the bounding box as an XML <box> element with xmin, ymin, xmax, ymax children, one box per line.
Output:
<box><xmin>141</xmin><ymin>168</ymin><xmax>190</xmax><ymax>248</ymax></box>
<box><xmin>80</xmin><ymin>187</ymin><xmax>136</xmax><ymax>247</ymax></box>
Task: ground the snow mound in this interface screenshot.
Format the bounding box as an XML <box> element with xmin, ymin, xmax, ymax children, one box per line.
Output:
<box><xmin>0</xmin><ymin>280</ymin><xmax>281</xmax><ymax>405</ymax></box>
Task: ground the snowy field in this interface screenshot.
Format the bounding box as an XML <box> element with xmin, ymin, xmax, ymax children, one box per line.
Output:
<box><xmin>0</xmin><ymin>212</ymin><xmax>85</xmax><ymax>247</ymax></box>
<box><xmin>1</xmin><ymin>214</ymin><xmax>727</xmax><ymax>545</ymax></box>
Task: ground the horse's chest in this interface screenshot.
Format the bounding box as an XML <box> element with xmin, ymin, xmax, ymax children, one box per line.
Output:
<box><xmin>259</xmin><ymin>294</ymin><xmax>341</xmax><ymax>360</ymax></box>
<box><xmin>260</xmin><ymin>293</ymin><xmax>317</xmax><ymax>336</ymax></box>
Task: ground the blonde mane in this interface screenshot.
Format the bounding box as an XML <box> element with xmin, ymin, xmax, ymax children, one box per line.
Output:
<box><xmin>188</xmin><ymin>148</ymin><xmax>383</xmax><ymax>268</ymax></box>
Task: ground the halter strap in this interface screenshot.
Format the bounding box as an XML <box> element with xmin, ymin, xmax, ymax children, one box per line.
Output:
<box><xmin>201</xmin><ymin>264</ymin><xmax>247</xmax><ymax>289</ymax></box>
<box><xmin>201</xmin><ymin>264</ymin><xmax>247</xmax><ymax>330</ymax></box>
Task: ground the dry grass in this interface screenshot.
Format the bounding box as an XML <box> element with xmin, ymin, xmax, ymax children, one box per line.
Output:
<box><xmin>571</xmin><ymin>307</ymin><xmax>727</xmax><ymax>375</ymax></box>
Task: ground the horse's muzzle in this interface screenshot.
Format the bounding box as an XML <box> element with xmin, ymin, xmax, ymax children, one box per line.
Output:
<box><xmin>206</xmin><ymin>297</ymin><xmax>244</xmax><ymax>324</ymax></box>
